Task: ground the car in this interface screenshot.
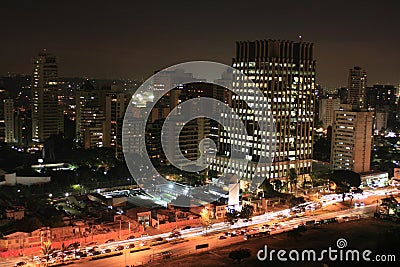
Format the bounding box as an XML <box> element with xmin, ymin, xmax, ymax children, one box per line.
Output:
<box><xmin>75</xmin><ymin>251</ymin><xmax>87</xmax><ymax>258</ymax></box>
<box><xmin>115</xmin><ymin>245</ymin><xmax>124</xmax><ymax>251</ymax></box>
<box><xmin>102</xmin><ymin>248</ymin><xmax>112</xmax><ymax>254</ymax></box>
<box><xmin>127</xmin><ymin>235</ymin><xmax>135</xmax><ymax>240</ymax></box>
<box><xmin>168</xmin><ymin>231</ymin><xmax>181</xmax><ymax>239</ymax></box>
<box><xmin>125</xmin><ymin>243</ymin><xmax>135</xmax><ymax>249</ymax></box>
<box><xmin>87</xmin><ymin>241</ymin><xmax>97</xmax><ymax>246</ymax></box>
<box><xmin>360</xmin><ymin>202</ymin><xmax>365</xmax><ymax>206</ymax></box>
<box><xmin>140</xmin><ymin>233</ymin><xmax>149</xmax><ymax>237</ymax></box>
<box><xmin>219</xmin><ymin>235</ymin><xmax>227</xmax><ymax>239</ymax></box>
<box><xmin>91</xmin><ymin>251</ymin><xmax>101</xmax><ymax>256</ymax></box>
<box><xmin>67</xmin><ymin>242</ymin><xmax>80</xmax><ymax>250</ymax></box>
<box><xmin>14</xmin><ymin>262</ymin><xmax>27</xmax><ymax>267</ymax></box>
<box><xmin>182</xmin><ymin>225</ymin><xmax>191</xmax><ymax>230</ymax></box>
<box><xmin>105</xmin><ymin>239</ymin><xmax>115</xmax><ymax>244</ymax></box>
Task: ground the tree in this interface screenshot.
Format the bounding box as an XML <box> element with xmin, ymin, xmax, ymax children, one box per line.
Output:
<box><xmin>41</xmin><ymin>241</ymin><xmax>55</xmax><ymax>267</ymax></box>
<box><xmin>271</xmin><ymin>179</ymin><xmax>283</xmax><ymax>192</ymax></box>
<box><xmin>200</xmin><ymin>207</ymin><xmax>213</xmax><ymax>234</ymax></box>
<box><xmin>229</xmin><ymin>248</ymin><xmax>251</xmax><ymax>263</ymax></box>
<box><xmin>260</xmin><ymin>178</ymin><xmax>274</xmax><ymax>195</ymax></box>
<box><xmin>287</xmin><ymin>226</ymin><xmax>305</xmax><ymax>241</ymax></box>
<box><xmin>225</xmin><ymin>209</ymin><xmax>239</xmax><ymax>225</ymax></box>
<box><xmin>240</xmin><ymin>204</ymin><xmax>254</xmax><ymax>219</ymax></box>
<box><xmin>331</xmin><ymin>170</ymin><xmax>361</xmax><ymax>202</ymax></box>
<box><xmin>288</xmin><ymin>196</ymin><xmax>306</xmax><ymax>208</ymax></box>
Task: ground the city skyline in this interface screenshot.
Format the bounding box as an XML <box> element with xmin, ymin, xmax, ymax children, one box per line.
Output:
<box><xmin>2</xmin><ymin>0</ymin><xmax>400</xmax><ymax>88</ymax></box>
<box><xmin>0</xmin><ymin>2</ymin><xmax>400</xmax><ymax>266</ymax></box>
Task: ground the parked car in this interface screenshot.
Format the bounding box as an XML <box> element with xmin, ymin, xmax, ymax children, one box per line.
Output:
<box><xmin>14</xmin><ymin>262</ymin><xmax>27</xmax><ymax>267</ymax></box>
<box><xmin>67</xmin><ymin>242</ymin><xmax>80</xmax><ymax>250</ymax></box>
<box><xmin>75</xmin><ymin>251</ymin><xmax>87</xmax><ymax>258</ymax></box>
<box><xmin>219</xmin><ymin>235</ymin><xmax>227</xmax><ymax>239</ymax></box>
<box><xmin>105</xmin><ymin>239</ymin><xmax>115</xmax><ymax>244</ymax></box>
<box><xmin>115</xmin><ymin>245</ymin><xmax>124</xmax><ymax>251</ymax></box>
<box><xmin>102</xmin><ymin>248</ymin><xmax>112</xmax><ymax>254</ymax></box>
<box><xmin>125</xmin><ymin>243</ymin><xmax>135</xmax><ymax>249</ymax></box>
<box><xmin>89</xmin><ymin>250</ymin><xmax>101</xmax><ymax>256</ymax></box>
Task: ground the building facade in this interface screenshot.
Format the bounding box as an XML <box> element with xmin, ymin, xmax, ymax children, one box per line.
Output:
<box><xmin>348</xmin><ymin>66</ymin><xmax>367</xmax><ymax>109</ymax></box>
<box><xmin>75</xmin><ymin>81</ymin><xmax>128</xmax><ymax>149</ymax></box>
<box><xmin>318</xmin><ymin>96</ymin><xmax>340</xmax><ymax>128</ymax></box>
<box><xmin>210</xmin><ymin>39</ymin><xmax>316</xmax><ymax>186</ymax></box>
<box><xmin>31</xmin><ymin>51</ymin><xmax>63</xmax><ymax>143</ymax></box>
<box><xmin>331</xmin><ymin>107</ymin><xmax>373</xmax><ymax>173</ymax></box>
<box><xmin>4</xmin><ymin>98</ymin><xmax>15</xmax><ymax>143</ymax></box>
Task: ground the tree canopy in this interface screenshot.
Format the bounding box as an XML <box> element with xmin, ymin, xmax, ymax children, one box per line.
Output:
<box><xmin>331</xmin><ymin>170</ymin><xmax>361</xmax><ymax>189</ymax></box>
<box><xmin>229</xmin><ymin>248</ymin><xmax>251</xmax><ymax>263</ymax></box>
<box><xmin>240</xmin><ymin>204</ymin><xmax>254</xmax><ymax>219</ymax></box>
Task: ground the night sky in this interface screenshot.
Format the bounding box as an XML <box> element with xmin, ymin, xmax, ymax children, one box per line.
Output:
<box><xmin>2</xmin><ymin>0</ymin><xmax>399</xmax><ymax>88</ymax></box>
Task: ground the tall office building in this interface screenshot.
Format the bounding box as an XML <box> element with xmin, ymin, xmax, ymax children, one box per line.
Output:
<box><xmin>366</xmin><ymin>84</ymin><xmax>398</xmax><ymax>129</ymax></box>
<box><xmin>331</xmin><ymin>107</ymin><xmax>373</xmax><ymax>173</ymax></box>
<box><xmin>150</xmin><ymin>82</ymin><xmax>213</xmax><ymax>167</ymax></box>
<box><xmin>366</xmin><ymin>84</ymin><xmax>396</xmax><ymax>108</ymax></box>
<box><xmin>210</xmin><ymin>39</ymin><xmax>316</xmax><ymax>186</ymax></box>
<box><xmin>318</xmin><ymin>96</ymin><xmax>340</xmax><ymax>128</ymax></box>
<box><xmin>0</xmin><ymin>89</ymin><xmax>7</xmax><ymax>142</ymax></box>
<box><xmin>4</xmin><ymin>99</ymin><xmax>15</xmax><ymax>143</ymax></box>
<box><xmin>76</xmin><ymin>81</ymin><xmax>128</xmax><ymax>149</ymax></box>
<box><xmin>15</xmin><ymin>108</ymin><xmax>31</xmax><ymax>147</ymax></box>
<box><xmin>348</xmin><ymin>66</ymin><xmax>367</xmax><ymax>109</ymax></box>
<box><xmin>104</xmin><ymin>90</ymin><xmax>127</xmax><ymax>148</ymax></box>
<box><xmin>31</xmin><ymin>51</ymin><xmax>63</xmax><ymax>143</ymax></box>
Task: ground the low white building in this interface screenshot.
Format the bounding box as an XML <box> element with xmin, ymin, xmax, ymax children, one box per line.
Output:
<box><xmin>0</xmin><ymin>169</ymin><xmax>51</xmax><ymax>186</ymax></box>
<box><xmin>360</xmin><ymin>171</ymin><xmax>389</xmax><ymax>188</ymax></box>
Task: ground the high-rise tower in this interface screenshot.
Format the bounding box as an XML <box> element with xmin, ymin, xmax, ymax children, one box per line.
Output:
<box><xmin>210</xmin><ymin>39</ymin><xmax>316</xmax><ymax>188</ymax></box>
<box><xmin>31</xmin><ymin>51</ymin><xmax>63</xmax><ymax>143</ymax></box>
<box><xmin>348</xmin><ymin>66</ymin><xmax>367</xmax><ymax>109</ymax></box>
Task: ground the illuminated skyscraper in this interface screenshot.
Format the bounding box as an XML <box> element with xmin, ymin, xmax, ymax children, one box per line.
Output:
<box><xmin>4</xmin><ymin>98</ymin><xmax>15</xmax><ymax>143</ymax></box>
<box><xmin>210</xmin><ymin>39</ymin><xmax>316</xmax><ymax>188</ymax></box>
<box><xmin>31</xmin><ymin>51</ymin><xmax>63</xmax><ymax>143</ymax></box>
<box><xmin>348</xmin><ymin>66</ymin><xmax>367</xmax><ymax>109</ymax></box>
<box><xmin>331</xmin><ymin>107</ymin><xmax>373</xmax><ymax>173</ymax></box>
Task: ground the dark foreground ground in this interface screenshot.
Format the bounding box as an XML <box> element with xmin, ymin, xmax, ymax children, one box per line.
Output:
<box><xmin>146</xmin><ymin>217</ymin><xmax>400</xmax><ymax>267</ymax></box>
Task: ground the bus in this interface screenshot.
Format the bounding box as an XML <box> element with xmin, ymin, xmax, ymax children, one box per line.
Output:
<box><xmin>244</xmin><ymin>231</ymin><xmax>270</xmax><ymax>240</ymax></box>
